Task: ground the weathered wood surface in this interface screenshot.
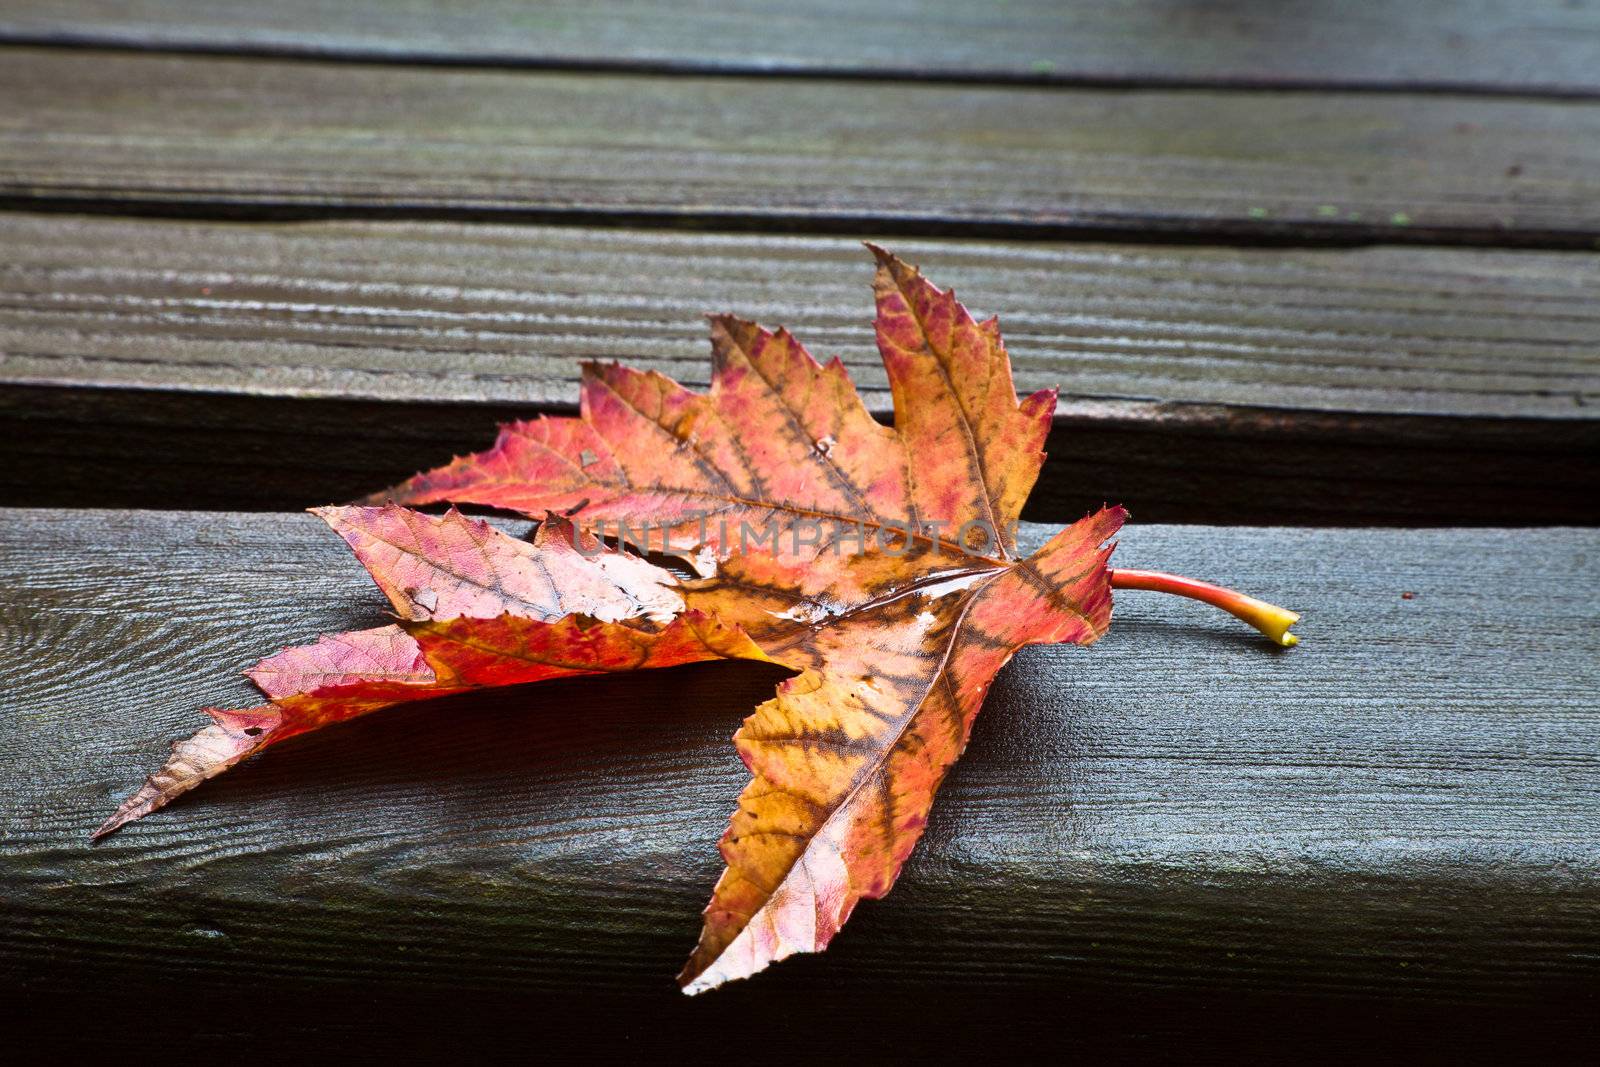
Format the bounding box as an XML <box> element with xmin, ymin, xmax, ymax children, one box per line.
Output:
<box><xmin>3</xmin><ymin>510</ymin><xmax>1596</xmax><ymax>1046</ymax></box>
<box><xmin>5</xmin><ymin>49</ymin><xmax>1600</xmax><ymax>246</ymax></box>
<box><xmin>4</xmin><ymin>1</ymin><xmax>1599</xmax><ymax>96</ymax></box>
<box><xmin>6</xmin><ymin>215</ymin><xmax>1596</xmax><ymax>419</ymax></box>
<box><xmin>3</xmin><ymin>215</ymin><xmax>1595</xmax><ymax>525</ymax></box>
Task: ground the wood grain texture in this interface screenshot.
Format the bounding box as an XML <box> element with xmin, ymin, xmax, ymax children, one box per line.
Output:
<box><xmin>4</xmin><ymin>48</ymin><xmax>1600</xmax><ymax>245</ymax></box>
<box><xmin>4</xmin><ymin>1</ymin><xmax>1599</xmax><ymax>95</ymax></box>
<box><xmin>2</xmin><ymin>510</ymin><xmax>1596</xmax><ymax>1048</ymax></box>
<box><xmin>3</xmin><ymin>214</ymin><xmax>1596</xmax><ymax>525</ymax></box>
<box><xmin>5</xmin><ymin>214</ymin><xmax>1596</xmax><ymax>419</ymax></box>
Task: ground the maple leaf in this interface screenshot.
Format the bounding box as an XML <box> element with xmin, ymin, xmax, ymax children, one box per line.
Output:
<box><xmin>362</xmin><ymin>245</ymin><xmax>1298</xmax><ymax>992</ymax></box>
<box><xmin>100</xmin><ymin>245</ymin><xmax>1300</xmax><ymax>996</ymax></box>
<box><xmin>93</xmin><ymin>506</ymin><xmax>770</xmax><ymax>839</ymax></box>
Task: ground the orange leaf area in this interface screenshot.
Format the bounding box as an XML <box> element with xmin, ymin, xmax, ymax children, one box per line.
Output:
<box><xmin>367</xmin><ymin>245</ymin><xmax>1053</xmax><ymax>563</ymax></box>
<box><xmin>94</xmin><ymin>507</ymin><xmax>769</xmax><ymax>839</ymax></box>
<box><xmin>676</xmin><ymin>507</ymin><xmax>1122</xmax><ymax>992</ymax></box>
<box><xmin>98</xmin><ymin>246</ymin><xmax>1257</xmax><ymax>995</ymax></box>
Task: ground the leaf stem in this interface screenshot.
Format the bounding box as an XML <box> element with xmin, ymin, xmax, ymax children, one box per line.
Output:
<box><xmin>1109</xmin><ymin>569</ymin><xmax>1301</xmax><ymax>647</ymax></box>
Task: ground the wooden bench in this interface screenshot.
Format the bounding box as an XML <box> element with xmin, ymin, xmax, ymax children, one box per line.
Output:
<box><xmin>2</xmin><ymin>2</ymin><xmax>1597</xmax><ymax>1056</ymax></box>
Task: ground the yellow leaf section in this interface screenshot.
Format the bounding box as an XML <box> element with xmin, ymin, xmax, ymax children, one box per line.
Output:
<box><xmin>678</xmin><ymin>506</ymin><xmax>1124</xmax><ymax>993</ymax></box>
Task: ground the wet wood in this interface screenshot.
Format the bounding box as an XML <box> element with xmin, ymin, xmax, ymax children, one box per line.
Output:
<box><xmin>4</xmin><ymin>48</ymin><xmax>1600</xmax><ymax>245</ymax></box>
<box><xmin>3</xmin><ymin>215</ymin><xmax>1595</xmax><ymax>524</ymax></box>
<box><xmin>4</xmin><ymin>1</ymin><xmax>1598</xmax><ymax>95</ymax></box>
<box><xmin>2</xmin><ymin>510</ymin><xmax>1595</xmax><ymax>1052</ymax></box>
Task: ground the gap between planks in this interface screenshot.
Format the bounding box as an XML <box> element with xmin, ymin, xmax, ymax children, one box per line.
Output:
<box><xmin>8</xmin><ymin>197</ymin><xmax>1600</xmax><ymax>254</ymax></box>
<box><xmin>5</xmin><ymin>36</ymin><xmax>1600</xmax><ymax>102</ymax></box>
<box><xmin>5</xmin><ymin>0</ymin><xmax>1600</xmax><ymax>98</ymax></box>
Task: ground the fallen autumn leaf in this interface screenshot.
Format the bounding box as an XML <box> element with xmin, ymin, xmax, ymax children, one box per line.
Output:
<box><xmin>99</xmin><ymin>245</ymin><xmax>1300</xmax><ymax>995</ymax></box>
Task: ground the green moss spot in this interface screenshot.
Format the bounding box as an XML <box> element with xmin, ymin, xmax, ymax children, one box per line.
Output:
<box><xmin>1316</xmin><ymin>205</ymin><xmax>1339</xmax><ymax>218</ymax></box>
<box><xmin>1248</xmin><ymin>206</ymin><xmax>1270</xmax><ymax>219</ymax></box>
<box><xmin>1391</xmin><ymin>211</ymin><xmax>1412</xmax><ymax>226</ymax></box>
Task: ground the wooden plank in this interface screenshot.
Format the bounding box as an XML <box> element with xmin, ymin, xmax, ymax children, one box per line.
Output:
<box><xmin>3</xmin><ymin>48</ymin><xmax>1600</xmax><ymax>246</ymax></box>
<box><xmin>6</xmin><ymin>215</ymin><xmax>1596</xmax><ymax>419</ymax></box>
<box><xmin>2</xmin><ymin>510</ymin><xmax>1597</xmax><ymax>1054</ymax></box>
<box><xmin>3</xmin><ymin>215</ymin><xmax>1596</xmax><ymax>524</ymax></box>
<box><xmin>3</xmin><ymin>1</ymin><xmax>1599</xmax><ymax>96</ymax></box>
